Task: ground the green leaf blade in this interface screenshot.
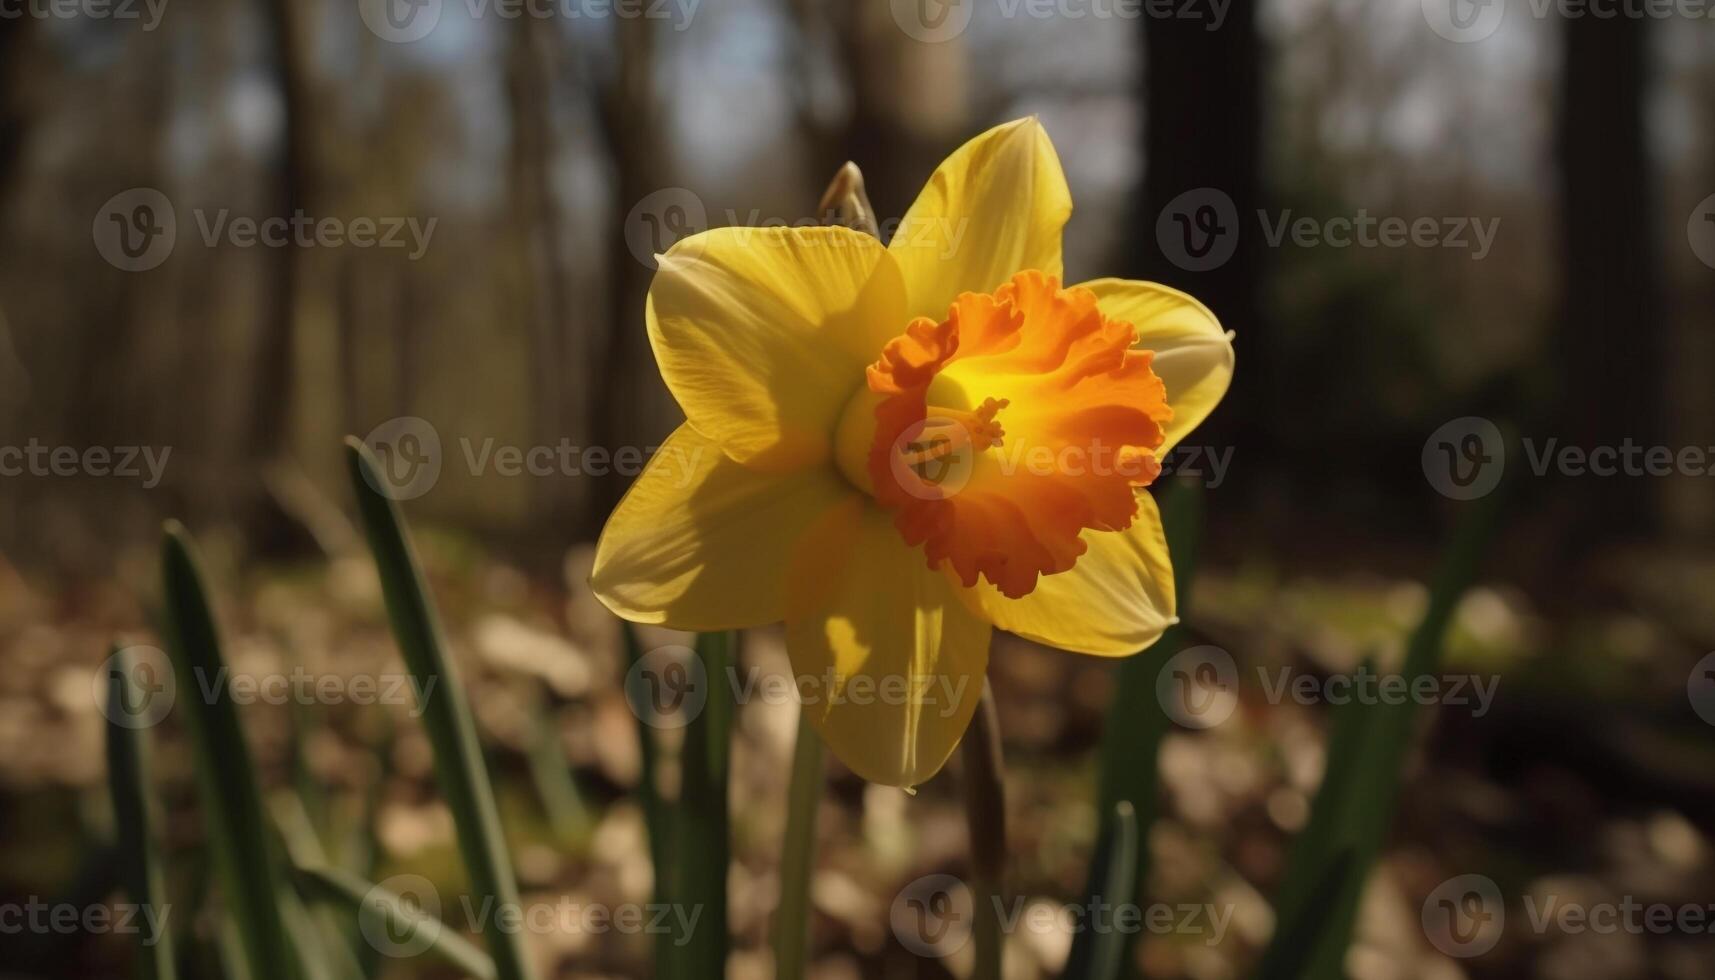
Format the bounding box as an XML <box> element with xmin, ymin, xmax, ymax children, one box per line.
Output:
<box><xmin>344</xmin><ymin>438</ymin><xmax>538</xmax><ymax>980</ymax></box>
<box><xmin>103</xmin><ymin>644</ymin><xmax>178</xmax><ymax>980</ymax></box>
<box><xmin>160</xmin><ymin>524</ymin><xmax>303</xmax><ymax>980</ymax></box>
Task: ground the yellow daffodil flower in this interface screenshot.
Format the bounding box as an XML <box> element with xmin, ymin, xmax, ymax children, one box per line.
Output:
<box><xmin>592</xmin><ymin>118</ymin><xmax>1235</xmax><ymax>787</ymax></box>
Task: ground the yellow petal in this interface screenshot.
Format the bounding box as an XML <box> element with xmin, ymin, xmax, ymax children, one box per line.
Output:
<box><xmin>964</xmin><ymin>490</ymin><xmax>1176</xmax><ymax>656</ymax></box>
<box><xmin>591</xmin><ymin>424</ymin><xmax>856</xmax><ymax>631</ymax></box>
<box><xmin>1076</xmin><ymin>278</ymin><xmax>1234</xmax><ymax>455</ymax></box>
<box><xmin>784</xmin><ymin>498</ymin><xmax>993</xmax><ymax>787</ymax></box>
<box><xmin>649</xmin><ymin>226</ymin><xmax>906</xmax><ymax>471</ymax></box>
<box><xmin>891</xmin><ymin>117</ymin><xmax>1072</xmax><ymax>321</ymax></box>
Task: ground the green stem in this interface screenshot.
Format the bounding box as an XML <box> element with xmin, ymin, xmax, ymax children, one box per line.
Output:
<box><xmin>962</xmin><ymin>681</ymin><xmax>1006</xmax><ymax>980</ymax></box>
<box><xmin>771</xmin><ymin>713</ymin><xmax>824</xmax><ymax>979</ymax></box>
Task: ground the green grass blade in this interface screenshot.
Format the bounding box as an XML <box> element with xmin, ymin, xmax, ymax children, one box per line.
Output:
<box><xmin>621</xmin><ymin>623</ymin><xmax>669</xmax><ymax>881</ymax></box>
<box><xmin>160</xmin><ymin>523</ymin><xmax>302</xmax><ymax>980</ymax></box>
<box><xmin>281</xmin><ymin>893</ymin><xmax>361</xmax><ymax>980</ymax></box>
<box><xmin>663</xmin><ymin>630</ymin><xmax>735</xmax><ymax>976</ymax></box>
<box><xmin>216</xmin><ymin>915</ymin><xmax>257</xmax><ymax>980</ymax></box>
<box><xmin>1261</xmin><ymin>486</ymin><xmax>1506</xmax><ymax>979</ymax></box>
<box><xmin>622</xmin><ymin>622</ymin><xmax>681</xmax><ymax>976</ymax></box>
<box><xmin>1261</xmin><ymin>653</ymin><xmax>1376</xmax><ymax>938</ymax></box>
<box><xmin>1065</xmin><ymin>801</ymin><xmax>1139</xmax><ymax>980</ymax></box>
<box><xmin>1251</xmin><ymin>850</ymin><xmax>1356</xmax><ymax>980</ymax></box>
<box><xmin>344</xmin><ymin>438</ymin><xmax>538</xmax><ymax>980</ymax></box>
<box><xmin>522</xmin><ymin>686</ymin><xmax>592</xmax><ymax>844</ymax></box>
<box><xmin>292</xmin><ymin>864</ymin><xmax>498</xmax><ymax>980</ymax></box>
<box><xmin>1070</xmin><ymin>479</ymin><xmax>1203</xmax><ymax>977</ymax></box>
<box><xmin>771</xmin><ymin>713</ymin><xmax>824</xmax><ymax>980</ymax></box>
<box><xmin>272</xmin><ymin>794</ymin><xmax>367</xmax><ymax>980</ymax></box>
<box><xmin>103</xmin><ymin>644</ymin><xmax>177</xmax><ymax>980</ymax></box>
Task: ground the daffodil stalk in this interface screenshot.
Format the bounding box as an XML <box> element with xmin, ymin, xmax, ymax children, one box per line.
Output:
<box><xmin>771</xmin><ymin>160</ymin><xmax>879</xmax><ymax>980</ymax></box>
<box><xmin>771</xmin><ymin>713</ymin><xmax>823</xmax><ymax>980</ymax></box>
<box><xmin>961</xmin><ymin>681</ymin><xmax>1006</xmax><ymax>980</ymax></box>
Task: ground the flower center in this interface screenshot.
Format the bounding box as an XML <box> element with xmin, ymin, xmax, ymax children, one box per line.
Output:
<box><xmin>901</xmin><ymin>396</ymin><xmax>1006</xmax><ymax>465</ymax></box>
<box><xmin>845</xmin><ymin>270</ymin><xmax>1173</xmax><ymax>599</ymax></box>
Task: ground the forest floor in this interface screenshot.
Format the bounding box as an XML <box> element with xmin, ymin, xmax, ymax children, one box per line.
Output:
<box><xmin>2</xmin><ymin>529</ymin><xmax>1713</xmax><ymax>979</ymax></box>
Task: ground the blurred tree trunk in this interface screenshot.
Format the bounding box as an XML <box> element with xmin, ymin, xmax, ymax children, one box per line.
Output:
<box><xmin>589</xmin><ymin>18</ymin><xmax>670</xmax><ymax>531</ymax></box>
<box><xmin>788</xmin><ymin>0</ymin><xmax>965</xmax><ymax>225</ymax></box>
<box><xmin>1555</xmin><ymin>12</ymin><xmax>1660</xmax><ymax>536</ymax></box>
<box><xmin>0</xmin><ymin>15</ymin><xmax>31</xmax><ymax>192</ymax></box>
<box><xmin>1134</xmin><ymin>0</ymin><xmax>1265</xmax><ymax>465</ymax></box>
<box><xmin>251</xmin><ymin>0</ymin><xmax>315</xmax><ymax>553</ymax></box>
<box><xmin>508</xmin><ymin>13</ymin><xmax>581</xmax><ymax>530</ymax></box>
